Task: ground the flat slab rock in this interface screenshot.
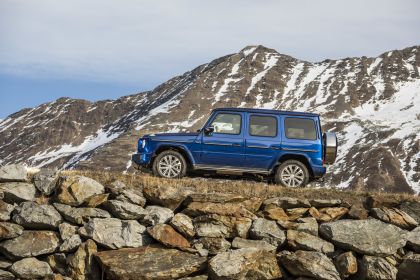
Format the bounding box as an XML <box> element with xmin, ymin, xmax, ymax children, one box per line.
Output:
<box><xmin>209</xmin><ymin>248</ymin><xmax>281</xmax><ymax>279</ymax></box>
<box><xmin>0</xmin><ymin>230</ymin><xmax>59</xmax><ymax>260</ymax></box>
<box><xmin>319</xmin><ymin>219</ymin><xmax>407</xmax><ymax>256</ymax></box>
<box><xmin>79</xmin><ymin>218</ymin><xmax>151</xmax><ymax>249</ymax></box>
<box><xmin>0</xmin><ymin>164</ymin><xmax>27</xmax><ymax>182</ymax></box>
<box><xmin>278</xmin><ymin>250</ymin><xmax>340</xmax><ymax>280</ymax></box>
<box><xmin>0</xmin><ymin>182</ymin><xmax>36</xmax><ymax>203</ymax></box>
<box><xmin>95</xmin><ymin>245</ymin><xmax>207</xmax><ymax>280</ymax></box>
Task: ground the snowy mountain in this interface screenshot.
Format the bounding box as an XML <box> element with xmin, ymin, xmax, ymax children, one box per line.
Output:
<box><xmin>0</xmin><ymin>45</ymin><xmax>419</xmax><ymax>193</ymax></box>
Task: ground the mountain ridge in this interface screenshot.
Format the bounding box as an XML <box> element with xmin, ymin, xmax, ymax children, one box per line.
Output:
<box><xmin>1</xmin><ymin>44</ymin><xmax>419</xmax><ymax>193</ymax></box>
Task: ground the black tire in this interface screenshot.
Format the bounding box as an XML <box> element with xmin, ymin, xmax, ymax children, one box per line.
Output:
<box><xmin>274</xmin><ymin>160</ymin><xmax>309</xmax><ymax>188</ymax></box>
<box><xmin>152</xmin><ymin>150</ymin><xmax>187</xmax><ymax>179</ymax></box>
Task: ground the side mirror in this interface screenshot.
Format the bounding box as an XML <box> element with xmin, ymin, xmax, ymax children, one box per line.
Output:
<box><xmin>204</xmin><ymin>126</ymin><xmax>214</xmax><ymax>135</ymax></box>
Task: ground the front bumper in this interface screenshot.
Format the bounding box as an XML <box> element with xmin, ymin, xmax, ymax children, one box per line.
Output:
<box><xmin>131</xmin><ymin>153</ymin><xmax>153</xmax><ymax>170</ymax></box>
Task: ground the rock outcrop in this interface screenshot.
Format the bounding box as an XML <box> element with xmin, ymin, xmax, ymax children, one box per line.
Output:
<box><xmin>0</xmin><ymin>164</ymin><xmax>418</xmax><ymax>279</ymax></box>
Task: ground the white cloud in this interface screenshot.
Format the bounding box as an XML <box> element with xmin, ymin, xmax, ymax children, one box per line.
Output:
<box><xmin>0</xmin><ymin>0</ymin><xmax>419</xmax><ymax>88</ymax></box>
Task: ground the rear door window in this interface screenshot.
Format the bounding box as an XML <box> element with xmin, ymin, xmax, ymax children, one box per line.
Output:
<box><xmin>285</xmin><ymin>118</ymin><xmax>317</xmax><ymax>140</ymax></box>
<box><xmin>249</xmin><ymin>115</ymin><xmax>277</xmax><ymax>137</ymax></box>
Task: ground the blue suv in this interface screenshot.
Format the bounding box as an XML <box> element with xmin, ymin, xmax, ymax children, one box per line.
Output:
<box><xmin>132</xmin><ymin>108</ymin><xmax>337</xmax><ymax>187</ymax></box>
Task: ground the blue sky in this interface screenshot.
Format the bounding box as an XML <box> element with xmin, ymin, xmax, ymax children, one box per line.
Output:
<box><xmin>1</xmin><ymin>0</ymin><xmax>419</xmax><ymax>119</ymax></box>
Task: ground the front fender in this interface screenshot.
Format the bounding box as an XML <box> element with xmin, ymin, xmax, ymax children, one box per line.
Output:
<box><xmin>153</xmin><ymin>142</ymin><xmax>197</xmax><ymax>165</ymax></box>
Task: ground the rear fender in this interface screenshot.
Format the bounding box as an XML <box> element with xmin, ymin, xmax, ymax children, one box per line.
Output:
<box><xmin>273</xmin><ymin>152</ymin><xmax>314</xmax><ymax>177</ymax></box>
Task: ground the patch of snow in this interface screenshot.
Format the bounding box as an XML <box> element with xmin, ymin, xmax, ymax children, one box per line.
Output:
<box><xmin>243</xmin><ymin>46</ymin><xmax>257</xmax><ymax>57</ymax></box>
<box><xmin>367</xmin><ymin>57</ymin><xmax>382</xmax><ymax>75</ymax></box>
<box><xmin>244</xmin><ymin>53</ymin><xmax>279</xmax><ymax>98</ymax></box>
<box><xmin>213</xmin><ymin>59</ymin><xmax>243</xmax><ymax>105</ymax></box>
<box><xmin>29</xmin><ymin>128</ymin><xmax>121</xmax><ymax>168</ymax></box>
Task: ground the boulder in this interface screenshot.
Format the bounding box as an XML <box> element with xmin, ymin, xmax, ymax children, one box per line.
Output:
<box><xmin>79</xmin><ymin>218</ymin><xmax>151</xmax><ymax>249</ymax></box>
<box><xmin>105</xmin><ymin>180</ymin><xmax>127</xmax><ymax>196</ymax></box>
<box><xmin>59</xmin><ymin>234</ymin><xmax>82</xmax><ymax>253</ymax></box>
<box><xmin>264</xmin><ymin>207</ymin><xmax>289</xmax><ymax>222</ymax></box>
<box><xmin>360</xmin><ymin>255</ymin><xmax>397</xmax><ymax>280</ymax></box>
<box><xmin>143</xmin><ymin>184</ymin><xmax>194</xmax><ymax>210</ymax></box>
<box><xmin>81</xmin><ymin>193</ymin><xmax>109</xmax><ymax>208</ymax></box>
<box><xmin>0</xmin><ymin>164</ymin><xmax>27</xmax><ymax>182</ymax></box>
<box><xmin>231</xmin><ymin>237</ymin><xmax>276</xmax><ymax>252</ymax></box>
<box><xmin>263</xmin><ymin>197</ymin><xmax>311</xmax><ymax>209</ymax></box>
<box><xmin>194</xmin><ymin>237</ymin><xmax>230</xmax><ymax>255</ymax></box>
<box><xmin>319</xmin><ymin>219</ymin><xmax>407</xmax><ymax>256</ymax></box>
<box><xmin>95</xmin><ymin>245</ymin><xmax>207</xmax><ymax>279</ymax></box>
<box><xmin>0</xmin><ymin>231</ymin><xmax>59</xmax><ymax>260</ymax></box>
<box><xmin>53</xmin><ymin>203</ymin><xmax>110</xmax><ymax>225</ymax></box>
<box><xmin>178</xmin><ymin>276</ymin><xmax>207</xmax><ymax>280</ymax></box>
<box><xmin>58</xmin><ymin>223</ymin><xmax>78</xmax><ymax>240</ymax></box>
<box><xmin>141</xmin><ymin>206</ymin><xmax>174</xmax><ymax>226</ymax></box>
<box><xmin>208</xmin><ymin>248</ymin><xmax>281</xmax><ymax>279</ymax></box>
<box><xmin>55</xmin><ymin>175</ymin><xmax>105</xmax><ymax>206</ymax></box>
<box><xmin>0</xmin><ymin>269</ymin><xmax>14</xmax><ymax>280</ymax></box>
<box><xmin>147</xmin><ymin>224</ymin><xmax>190</xmax><ymax>250</ymax></box>
<box><xmin>309</xmin><ymin>199</ymin><xmax>341</xmax><ymax>208</ymax></box>
<box><xmin>348</xmin><ymin>205</ymin><xmax>369</xmax><ymax>220</ymax></box>
<box><xmin>295</xmin><ymin>217</ymin><xmax>319</xmax><ymax>236</ymax></box>
<box><xmin>278</xmin><ymin>250</ymin><xmax>340</xmax><ymax>280</ymax></box>
<box><xmin>104</xmin><ymin>200</ymin><xmax>146</xmax><ymax>220</ymax></box>
<box><xmin>183</xmin><ymin>201</ymin><xmax>256</xmax><ymax>219</ymax></box>
<box><xmin>0</xmin><ymin>222</ymin><xmax>24</xmax><ymax>241</ymax></box>
<box><xmin>400</xmin><ymin>201</ymin><xmax>420</xmax><ymax>224</ymax></box>
<box><xmin>0</xmin><ymin>258</ymin><xmax>12</xmax><ymax>269</ymax></box>
<box><xmin>46</xmin><ymin>253</ymin><xmax>67</xmax><ymax>275</ymax></box>
<box><xmin>334</xmin><ymin>251</ymin><xmax>357</xmax><ymax>278</ymax></box>
<box><xmin>278</xmin><ymin>217</ymin><xmax>318</xmax><ymax>236</ymax></box>
<box><xmin>407</xmin><ymin>226</ymin><xmax>420</xmax><ymax>253</ymax></box>
<box><xmin>117</xmin><ymin>189</ymin><xmax>146</xmax><ymax>207</ymax></box>
<box><xmin>0</xmin><ymin>183</ymin><xmax>36</xmax><ymax>203</ymax></box>
<box><xmin>68</xmin><ymin>239</ymin><xmax>100</xmax><ymax>280</ymax></box>
<box><xmin>0</xmin><ymin>201</ymin><xmax>14</xmax><ymax>221</ymax></box>
<box><xmin>285</xmin><ymin>207</ymin><xmax>309</xmax><ymax>220</ymax></box>
<box><xmin>193</xmin><ymin>214</ymin><xmax>252</xmax><ymax>239</ymax></box>
<box><xmin>170</xmin><ymin>213</ymin><xmax>195</xmax><ymax>238</ymax></box>
<box><xmin>10</xmin><ymin>257</ymin><xmax>53</xmax><ymax>279</ymax></box>
<box><xmin>12</xmin><ymin>201</ymin><xmax>62</xmax><ymax>230</ymax></box>
<box><xmin>316</xmin><ymin>207</ymin><xmax>348</xmax><ymax>222</ymax></box>
<box><xmin>33</xmin><ymin>169</ymin><xmax>59</xmax><ymax>195</ymax></box>
<box><xmin>287</xmin><ymin>230</ymin><xmax>334</xmax><ymax>254</ymax></box>
<box><xmin>370</xmin><ymin>207</ymin><xmax>418</xmax><ymax>230</ymax></box>
<box><xmin>366</xmin><ymin>195</ymin><xmax>400</xmax><ymax>210</ymax></box>
<box><xmin>185</xmin><ymin>193</ymin><xmax>246</xmax><ymax>204</ymax></box>
<box><xmin>249</xmin><ymin>217</ymin><xmax>286</xmax><ymax>247</ymax></box>
<box><xmin>397</xmin><ymin>253</ymin><xmax>420</xmax><ymax>280</ymax></box>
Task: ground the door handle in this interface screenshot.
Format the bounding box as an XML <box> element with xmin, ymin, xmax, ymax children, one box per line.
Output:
<box><xmin>232</xmin><ymin>143</ymin><xmax>241</xmax><ymax>147</ymax></box>
<box><xmin>271</xmin><ymin>146</ymin><xmax>282</xmax><ymax>150</ymax></box>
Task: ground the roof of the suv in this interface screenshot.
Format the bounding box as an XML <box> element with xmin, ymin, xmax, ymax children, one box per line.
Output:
<box><xmin>213</xmin><ymin>107</ymin><xmax>319</xmax><ymax>117</ymax></box>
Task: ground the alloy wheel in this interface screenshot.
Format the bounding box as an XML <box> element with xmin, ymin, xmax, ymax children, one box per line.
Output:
<box><xmin>158</xmin><ymin>155</ymin><xmax>182</xmax><ymax>178</ymax></box>
<box><xmin>280</xmin><ymin>164</ymin><xmax>304</xmax><ymax>187</ymax></box>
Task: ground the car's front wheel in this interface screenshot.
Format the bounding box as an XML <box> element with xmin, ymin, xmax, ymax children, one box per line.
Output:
<box><xmin>152</xmin><ymin>150</ymin><xmax>187</xmax><ymax>179</ymax></box>
<box><xmin>274</xmin><ymin>160</ymin><xmax>309</xmax><ymax>188</ymax></box>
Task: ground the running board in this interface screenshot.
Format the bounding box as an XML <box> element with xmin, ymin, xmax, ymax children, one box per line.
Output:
<box><xmin>193</xmin><ymin>164</ymin><xmax>270</xmax><ymax>175</ymax></box>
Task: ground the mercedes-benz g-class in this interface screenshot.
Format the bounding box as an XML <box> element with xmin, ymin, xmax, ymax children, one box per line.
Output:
<box><xmin>132</xmin><ymin>108</ymin><xmax>337</xmax><ymax>187</ymax></box>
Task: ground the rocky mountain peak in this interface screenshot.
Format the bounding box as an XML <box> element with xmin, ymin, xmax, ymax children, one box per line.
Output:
<box><xmin>0</xmin><ymin>45</ymin><xmax>419</xmax><ymax>193</ymax></box>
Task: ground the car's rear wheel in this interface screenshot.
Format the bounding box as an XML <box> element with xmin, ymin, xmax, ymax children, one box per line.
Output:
<box><xmin>274</xmin><ymin>160</ymin><xmax>309</xmax><ymax>188</ymax></box>
<box><xmin>152</xmin><ymin>150</ymin><xmax>187</xmax><ymax>179</ymax></box>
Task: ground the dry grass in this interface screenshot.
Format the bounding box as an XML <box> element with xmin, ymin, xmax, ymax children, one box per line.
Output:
<box><xmin>61</xmin><ymin>170</ymin><xmax>419</xmax><ymax>207</ymax></box>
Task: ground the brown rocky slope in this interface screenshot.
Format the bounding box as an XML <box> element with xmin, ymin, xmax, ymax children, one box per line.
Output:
<box><xmin>0</xmin><ymin>164</ymin><xmax>420</xmax><ymax>279</ymax></box>
<box><xmin>0</xmin><ymin>45</ymin><xmax>419</xmax><ymax>194</ymax></box>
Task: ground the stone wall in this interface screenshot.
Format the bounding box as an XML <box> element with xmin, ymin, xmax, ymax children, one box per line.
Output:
<box><xmin>0</xmin><ymin>164</ymin><xmax>419</xmax><ymax>280</ymax></box>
